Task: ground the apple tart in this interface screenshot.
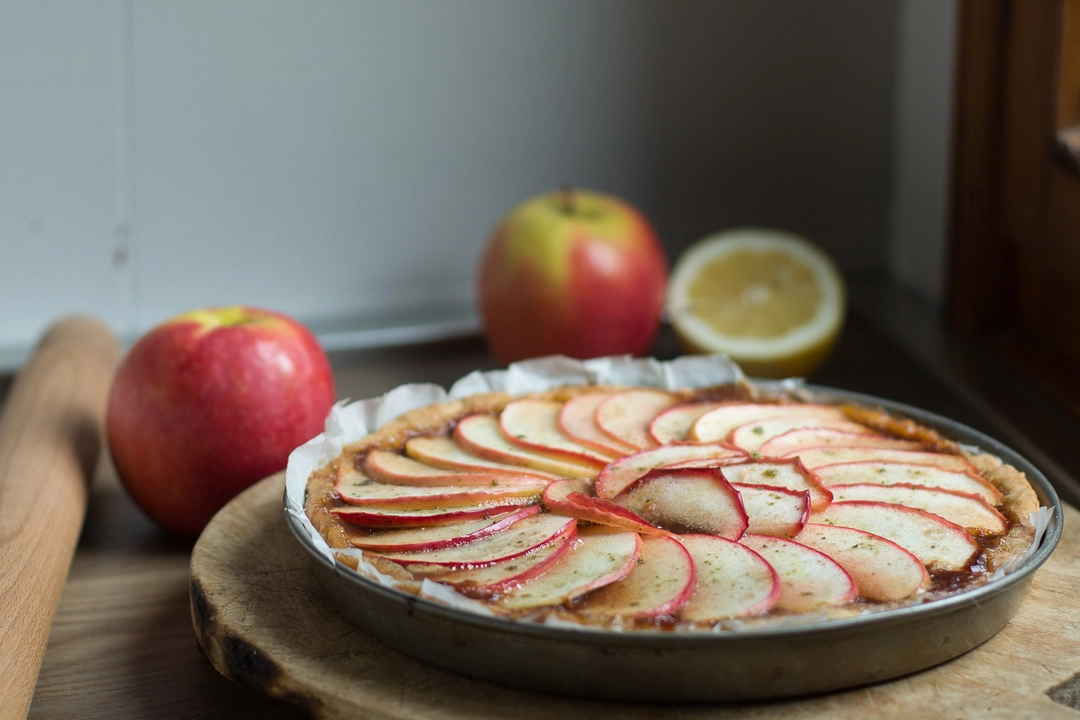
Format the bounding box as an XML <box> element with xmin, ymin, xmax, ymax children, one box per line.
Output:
<box><xmin>303</xmin><ymin>382</ymin><xmax>1043</xmax><ymax>629</ymax></box>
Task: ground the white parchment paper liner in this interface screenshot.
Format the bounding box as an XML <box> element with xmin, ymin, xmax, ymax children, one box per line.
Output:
<box><xmin>284</xmin><ymin>353</ymin><xmax>1053</xmax><ymax>627</ymax></box>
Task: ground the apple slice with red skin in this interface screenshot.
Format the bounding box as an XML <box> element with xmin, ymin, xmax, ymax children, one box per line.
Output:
<box><xmin>662</xmin><ymin>456</ymin><xmax>751</xmax><ymax>471</ymax></box>
<box><xmin>332</xmin><ymin>502</ymin><xmax>537</xmax><ymax>528</ymax></box>
<box><xmin>541</xmin><ymin>477</ymin><xmax>593</xmax><ymax>511</ymax></box>
<box><xmin>566</xmin><ymin>493</ymin><xmax>667</xmax><ymax>534</ymax></box>
<box><xmin>363</xmin><ymin>450</ymin><xmax>546</xmax><ymax>487</ymax></box>
<box><xmin>648</xmin><ymin>402</ymin><xmax>723</xmax><ymax>444</ymax></box>
<box><xmin>496</xmin><ymin>530</ymin><xmax>642</xmax><ymax>611</ymax></box>
<box><xmin>795</xmin><ymin>523</ymin><xmax>929</xmax><ymax>602</ymax></box>
<box><xmin>501</xmin><ymin>399</ymin><xmax>617</xmax><ymax>467</ymax></box>
<box><xmin>740</xmin><ymin>534</ymin><xmax>857</xmax><ymax>612</ymax></box>
<box><xmin>828</xmin><ymin>483</ymin><xmax>1007</xmax><ymax>535</ymax></box>
<box><xmin>734</xmin><ymin>484</ymin><xmax>810</xmax><ymax>537</ymax></box>
<box><xmin>812</xmin><ymin>461</ymin><xmax>1003</xmax><ymax>506</ymax></box>
<box><xmin>728</xmin><ymin>416</ymin><xmax>875</xmax><ymax>453</ymax></box>
<box><xmin>336</xmin><ymin>464</ymin><xmax>546</xmax><ymax>509</ymax></box>
<box><xmin>404</xmin><ymin>435</ymin><xmax>558</xmax><ymax>481</ymax></box>
<box><xmin>371</xmin><ymin>513</ymin><xmax>576</xmax><ymax>567</ymax></box>
<box><xmin>558</xmin><ymin>392</ymin><xmax>638</xmax><ymax>456</ymax></box>
<box><xmin>342</xmin><ymin>505</ymin><xmax>539</xmax><ymax>552</ymax></box>
<box><xmin>595</xmin><ymin>443</ymin><xmax>745</xmax><ymax>499</ymax></box>
<box><xmin>814</xmin><ymin>500</ymin><xmax>979</xmax><ymax>572</ymax></box>
<box><xmin>787</xmin><ymin>446</ymin><xmax>976</xmax><ymax>474</ymax></box>
<box><xmin>758</xmin><ymin>428</ymin><xmax>922</xmax><ymax>457</ymax></box>
<box><xmin>406</xmin><ymin>528</ymin><xmax>576</xmax><ymax>598</ymax></box>
<box><xmin>454</xmin><ymin>414</ymin><xmax>597</xmax><ymax>479</ymax></box>
<box><xmin>677</xmin><ymin>535</ymin><xmax>779</xmax><ymax>622</ymax></box>
<box><xmin>613</xmin><ymin>467</ymin><xmax>748</xmax><ymax>539</ymax></box>
<box><xmin>690</xmin><ymin>403</ymin><xmax>846</xmax><ymax>443</ymax></box>
<box><xmin>595</xmin><ymin>389</ymin><xmax>679</xmax><ymax>449</ymax></box>
<box><xmin>543</xmin><ymin>479</ymin><xmax>664</xmax><ymax>534</ymax></box>
<box><xmin>577</xmin><ymin>535</ymin><xmax>696</xmax><ymax>619</ymax></box>
<box><xmin>719</xmin><ymin>458</ymin><xmax>833</xmax><ymax>513</ymax></box>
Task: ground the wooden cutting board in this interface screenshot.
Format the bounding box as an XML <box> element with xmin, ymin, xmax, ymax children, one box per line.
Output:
<box><xmin>190</xmin><ymin>473</ymin><xmax>1080</xmax><ymax>720</ymax></box>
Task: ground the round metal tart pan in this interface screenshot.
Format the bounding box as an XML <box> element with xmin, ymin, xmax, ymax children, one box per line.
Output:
<box><xmin>285</xmin><ymin>386</ymin><xmax>1063</xmax><ymax>702</ymax></box>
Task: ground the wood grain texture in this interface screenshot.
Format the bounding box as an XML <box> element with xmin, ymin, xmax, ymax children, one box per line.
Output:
<box><xmin>0</xmin><ymin>317</ymin><xmax>118</xmax><ymax>720</ymax></box>
<box><xmin>1040</xmin><ymin>163</ymin><xmax>1080</xmax><ymax>379</ymax></box>
<box><xmin>1000</xmin><ymin>0</ymin><xmax>1059</xmax><ymax>269</ymax></box>
<box><xmin>27</xmin><ymin>457</ymin><xmax>306</xmax><ymax>720</ymax></box>
<box><xmin>950</xmin><ymin>0</ymin><xmax>1080</xmax><ymax>420</ymax></box>
<box><xmin>192</xmin><ymin>473</ymin><xmax>1080</xmax><ymax>720</ymax></box>
<box><xmin>1057</xmin><ymin>0</ymin><xmax>1080</xmax><ymax>130</ymax></box>
<box><xmin>948</xmin><ymin>0</ymin><xmax>1009</xmax><ymax>334</ymax></box>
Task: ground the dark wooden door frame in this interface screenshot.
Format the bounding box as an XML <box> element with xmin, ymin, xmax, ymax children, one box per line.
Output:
<box><xmin>949</xmin><ymin>0</ymin><xmax>1080</xmax><ymax>415</ymax></box>
<box><xmin>949</xmin><ymin>0</ymin><xmax>1011</xmax><ymax>335</ymax></box>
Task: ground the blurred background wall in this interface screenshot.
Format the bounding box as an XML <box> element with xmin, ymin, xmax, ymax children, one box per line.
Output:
<box><xmin>0</xmin><ymin>0</ymin><xmax>954</xmax><ymax>366</ymax></box>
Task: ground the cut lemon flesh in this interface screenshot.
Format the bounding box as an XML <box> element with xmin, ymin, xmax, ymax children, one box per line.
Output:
<box><xmin>667</xmin><ymin>228</ymin><xmax>846</xmax><ymax>378</ymax></box>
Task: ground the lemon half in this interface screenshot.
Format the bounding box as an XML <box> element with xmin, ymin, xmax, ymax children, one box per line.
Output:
<box><xmin>667</xmin><ymin>228</ymin><xmax>846</xmax><ymax>378</ymax></box>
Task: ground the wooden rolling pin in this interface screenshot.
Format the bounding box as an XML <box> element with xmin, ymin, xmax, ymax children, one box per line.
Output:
<box><xmin>0</xmin><ymin>317</ymin><xmax>118</xmax><ymax>720</ymax></box>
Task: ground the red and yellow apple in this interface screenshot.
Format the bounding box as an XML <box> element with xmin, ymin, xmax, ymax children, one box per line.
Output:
<box><xmin>478</xmin><ymin>189</ymin><xmax>668</xmax><ymax>365</ymax></box>
<box><xmin>106</xmin><ymin>305</ymin><xmax>335</xmax><ymax>538</ymax></box>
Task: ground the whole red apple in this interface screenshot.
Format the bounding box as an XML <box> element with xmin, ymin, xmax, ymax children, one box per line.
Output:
<box><xmin>478</xmin><ymin>188</ymin><xmax>668</xmax><ymax>365</ymax></box>
<box><xmin>106</xmin><ymin>305</ymin><xmax>335</xmax><ymax>538</ymax></box>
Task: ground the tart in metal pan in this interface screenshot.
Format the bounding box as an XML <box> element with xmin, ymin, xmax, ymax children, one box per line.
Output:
<box><xmin>285</xmin><ymin>364</ymin><xmax>1060</xmax><ymax>702</ymax></box>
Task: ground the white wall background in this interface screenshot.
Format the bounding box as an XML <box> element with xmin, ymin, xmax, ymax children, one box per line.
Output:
<box><xmin>887</xmin><ymin>0</ymin><xmax>958</xmax><ymax>308</ymax></box>
<box><xmin>1</xmin><ymin>1</ymin><xmax>929</xmax><ymax>365</ymax></box>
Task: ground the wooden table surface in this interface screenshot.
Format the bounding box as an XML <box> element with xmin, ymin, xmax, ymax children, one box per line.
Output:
<box><xmin>20</xmin><ymin>313</ymin><xmax>1080</xmax><ymax>718</ymax></box>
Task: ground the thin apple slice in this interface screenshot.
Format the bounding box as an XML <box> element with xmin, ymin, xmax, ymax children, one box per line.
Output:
<box><xmin>829</xmin><ymin>483</ymin><xmax>1007</xmax><ymax>535</ymax></box>
<box><xmin>677</xmin><ymin>535</ymin><xmax>779</xmax><ymax>622</ymax></box>
<box><xmin>566</xmin><ymin>492</ymin><xmax>667</xmax><ymax>534</ymax></box>
<box><xmin>501</xmin><ymin>399</ymin><xmax>616</xmax><ymax>467</ymax></box>
<box><xmin>648</xmin><ymin>402</ymin><xmax>723</xmax><ymax>444</ymax></box>
<box><xmin>363</xmin><ymin>450</ymin><xmax>544</xmax><ymax>487</ymax></box>
<box><xmin>595</xmin><ymin>389</ymin><xmax>679</xmax><ymax>449</ymax></box>
<box><xmin>332</xmin><ymin>502</ymin><xmax>536</xmax><ymax>528</ymax></box>
<box><xmin>719</xmin><ymin>459</ymin><xmax>832</xmax><ymax>512</ymax></box>
<box><xmin>814</xmin><ymin>500</ymin><xmax>979</xmax><ymax>572</ymax></box>
<box><xmin>336</xmin><ymin>464</ymin><xmax>546</xmax><ymax>509</ymax></box>
<box><xmin>740</xmin><ymin>534</ymin><xmax>857</xmax><ymax>613</ymax></box>
<box><xmin>787</xmin><ymin>446</ymin><xmax>976</xmax><ymax>474</ymax></box>
<box><xmin>454</xmin><ymin>414</ymin><xmax>597</xmax><ymax>479</ymax></box>
<box><xmin>412</xmin><ymin>529</ymin><xmax>576</xmax><ymax>598</ymax></box>
<box><xmin>343</xmin><ymin>506</ymin><xmax>539</xmax><ymax>552</ymax></box>
<box><xmin>577</xmin><ymin>536</ymin><xmax>696</xmax><ymax>619</ymax></box>
<box><xmin>759</xmin><ymin>428</ymin><xmax>922</xmax><ymax>457</ymax></box>
<box><xmin>734</xmin><ymin>484</ymin><xmax>810</xmax><ymax>537</ymax></box>
<box><xmin>728</xmin><ymin>416</ymin><xmax>874</xmax><ymax>453</ymax></box>
<box><xmin>595</xmin><ymin>443</ymin><xmax>745</xmax><ymax>499</ymax></box>
<box><xmin>543</xmin><ymin>479</ymin><xmax>663</xmax><ymax>534</ymax></box>
<box><xmin>558</xmin><ymin>392</ymin><xmax>638</xmax><ymax>456</ymax></box>
<box><xmin>496</xmin><ymin>530</ymin><xmax>641</xmax><ymax>610</ymax></box>
<box><xmin>542</xmin><ymin>478</ymin><xmax>593</xmax><ymax>511</ymax></box>
<box><xmin>663</xmin><ymin>456</ymin><xmax>752</xmax><ymax>470</ymax></box>
<box><xmin>371</xmin><ymin>513</ymin><xmax>575</xmax><ymax>566</ymax></box>
<box><xmin>795</xmin><ymin>523</ymin><xmax>929</xmax><ymax>602</ymax></box>
<box><xmin>690</xmin><ymin>403</ymin><xmax>845</xmax><ymax>443</ymax></box>
<box><xmin>614</xmin><ymin>468</ymin><xmax>748</xmax><ymax>539</ymax></box>
<box><xmin>405</xmin><ymin>435</ymin><xmax>558</xmax><ymax>481</ymax></box>
<box><xmin>813</xmin><ymin>461</ymin><xmax>1003</xmax><ymax>505</ymax></box>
